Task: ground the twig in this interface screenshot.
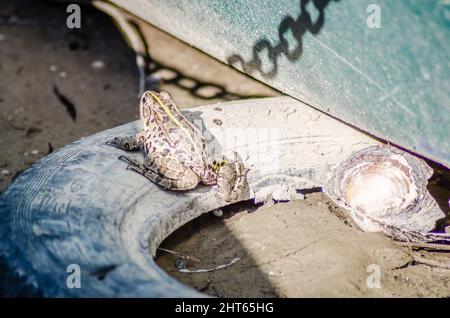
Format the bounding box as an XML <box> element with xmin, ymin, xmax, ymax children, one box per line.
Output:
<box><xmin>0</xmin><ymin>115</ymin><xmax>42</xmax><ymax>137</ymax></box>
<box><xmin>157</xmin><ymin>247</ymin><xmax>200</xmax><ymax>263</ymax></box>
<box><xmin>396</xmin><ymin>241</ymin><xmax>450</xmax><ymax>252</ymax></box>
<box><xmin>357</xmin><ymin>210</ymin><xmax>450</xmax><ymax>244</ymax></box>
<box><xmin>411</xmin><ymin>255</ymin><xmax>450</xmax><ymax>270</ymax></box>
<box><xmin>178</xmin><ymin>257</ymin><xmax>241</xmax><ymax>274</ymax></box>
<box><xmin>53</xmin><ymin>85</ymin><xmax>76</xmax><ymax>121</ymax></box>
<box><xmin>0</xmin><ymin>114</ymin><xmax>25</xmax><ymax>131</ymax></box>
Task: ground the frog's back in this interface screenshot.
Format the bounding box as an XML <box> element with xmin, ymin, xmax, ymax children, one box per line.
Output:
<box><xmin>145</xmin><ymin>126</ymin><xmax>205</xmax><ymax>166</ymax></box>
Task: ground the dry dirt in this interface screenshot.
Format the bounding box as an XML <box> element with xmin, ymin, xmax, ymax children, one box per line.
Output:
<box><xmin>1</xmin><ymin>1</ymin><xmax>449</xmax><ymax>298</ymax></box>
<box><xmin>156</xmin><ymin>193</ymin><xmax>450</xmax><ymax>297</ymax></box>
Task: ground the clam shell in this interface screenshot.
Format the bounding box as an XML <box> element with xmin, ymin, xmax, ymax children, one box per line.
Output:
<box><xmin>324</xmin><ymin>145</ymin><xmax>445</xmax><ymax>235</ymax></box>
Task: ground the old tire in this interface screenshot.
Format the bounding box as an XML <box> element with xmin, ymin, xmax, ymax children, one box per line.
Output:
<box><xmin>0</xmin><ymin>96</ymin><xmax>377</xmax><ymax>297</ymax></box>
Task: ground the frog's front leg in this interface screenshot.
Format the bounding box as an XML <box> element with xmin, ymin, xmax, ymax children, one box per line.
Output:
<box><xmin>216</xmin><ymin>152</ymin><xmax>250</xmax><ymax>202</ymax></box>
<box><xmin>119</xmin><ymin>154</ymin><xmax>200</xmax><ymax>191</ymax></box>
<box><xmin>106</xmin><ymin>132</ymin><xmax>145</xmax><ymax>151</ymax></box>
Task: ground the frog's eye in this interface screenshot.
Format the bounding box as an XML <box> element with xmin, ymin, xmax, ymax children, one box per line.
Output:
<box><xmin>141</xmin><ymin>91</ymin><xmax>152</xmax><ymax>105</ymax></box>
<box><xmin>141</xmin><ymin>105</ymin><xmax>150</xmax><ymax>119</ymax></box>
<box><xmin>159</xmin><ymin>91</ymin><xmax>170</xmax><ymax>100</ymax></box>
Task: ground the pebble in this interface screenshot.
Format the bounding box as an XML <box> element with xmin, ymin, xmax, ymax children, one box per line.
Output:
<box><xmin>1</xmin><ymin>169</ymin><xmax>11</xmax><ymax>176</ymax></box>
<box><xmin>212</xmin><ymin>209</ymin><xmax>223</xmax><ymax>217</ymax></box>
<box><xmin>13</xmin><ymin>107</ymin><xmax>24</xmax><ymax>115</ymax></box>
<box><xmin>175</xmin><ymin>259</ymin><xmax>187</xmax><ymax>270</ymax></box>
<box><xmin>31</xmin><ymin>149</ymin><xmax>39</xmax><ymax>155</ymax></box>
<box><xmin>91</xmin><ymin>60</ymin><xmax>105</xmax><ymax>69</ymax></box>
<box><xmin>0</xmin><ymin>34</ymin><xmax>5</xmax><ymax>41</ymax></box>
<box><xmin>59</xmin><ymin>71</ymin><xmax>67</xmax><ymax>78</ymax></box>
<box><xmin>9</xmin><ymin>15</ymin><xmax>18</xmax><ymax>23</ymax></box>
<box><xmin>49</xmin><ymin>65</ymin><xmax>57</xmax><ymax>72</ymax></box>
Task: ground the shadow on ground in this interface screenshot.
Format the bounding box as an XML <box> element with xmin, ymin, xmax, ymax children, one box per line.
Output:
<box><xmin>156</xmin><ymin>192</ymin><xmax>450</xmax><ymax>297</ymax></box>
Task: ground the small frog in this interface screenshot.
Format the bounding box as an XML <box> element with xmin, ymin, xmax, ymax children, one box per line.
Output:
<box><xmin>107</xmin><ymin>91</ymin><xmax>249</xmax><ymax>202</ymax></box>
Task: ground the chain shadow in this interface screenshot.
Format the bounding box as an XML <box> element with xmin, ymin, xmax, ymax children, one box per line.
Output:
<box><xmin>227</xmin><ymin>0</ymin><xmax>339</xmax><ymax>79</ymax></box>
<box><xmin>130</xmin><ymin>21</ymin><xmax>269</xmax><ymax>101</ymax></box>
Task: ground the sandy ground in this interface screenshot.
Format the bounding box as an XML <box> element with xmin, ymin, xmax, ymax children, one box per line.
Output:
<box><xmin>1</xmin><ymin>1</ymin><xmax>449</xmax><ymax>297</ymax></box>
<box><xmin>157</xmin><ymin>193</ymin><xmax>450</xmax><ymax>297</ymax></box>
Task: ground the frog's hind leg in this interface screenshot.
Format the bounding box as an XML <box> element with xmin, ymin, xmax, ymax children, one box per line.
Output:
<box><xmin>216</xmin><ymin>152</ymin><xmax>250</xmax><ymax>202</ymax></box>
<box><xmin>119</xmin><ymin>155</ymin><xmax>200</xmax><ymax>191</ymax></box>
<box><xmin>106</xmin><ymin>132</ymin><xmax>144</xmax><ymax>151</ymax></box>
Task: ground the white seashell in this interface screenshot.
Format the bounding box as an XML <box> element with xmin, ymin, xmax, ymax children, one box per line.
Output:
<box><xmin>324</xmin><ymin>145</ymin><xmax>445</xmax><ymax>235</ymax></box>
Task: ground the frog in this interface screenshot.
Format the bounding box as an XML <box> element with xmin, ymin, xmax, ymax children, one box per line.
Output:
<box><xmin>107</xmin><ymin>90</ymin><xmax>249</xmax><ymax>202</ymax></box>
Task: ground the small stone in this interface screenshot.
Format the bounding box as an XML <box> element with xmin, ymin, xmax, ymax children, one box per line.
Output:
<box><xmin>49</xmin><ymin>65</ymin><xmax>57</xmax><ymax>72</ymax></box>
<box><xmin>13</xmin><ymin>107</ymin><xmax>24</xmax><ymax>115</ymax></box>
<box><xmin>0</xmin><ymin>34</ymin><xmax>5</xmax><ymax>41</ymax></box>
<box><xmin>31</xmin><ymin>149</ymin><xmax>39</xmax><ymax>155</ymax></box>
<box><xmin>1</xmin><ymin>169</ymin><xmax>11</xmax><ymax>176</ymax></box>
<box><xmin>212</xmin><ymin>209</ymin><xmax>223</xmax><ymax>217</ymax></box>
<box><xmin>59</xmin><ymin>71</ymin><xmax>67</xmax><ymax>78</ymax></box>
<box><xmin>9</xmin><ymin>15</ymin><xmax>18</xmax><ymax>23</ymax></box>
<box><xmin>91</xmin><ymin>60</ymin><xmax>105</xmax><ymax>69</ymax></box>
<box><xmin>175</xmin><ymin>259</ymin><xmax>187</xmax><ymax>270</ymax></box>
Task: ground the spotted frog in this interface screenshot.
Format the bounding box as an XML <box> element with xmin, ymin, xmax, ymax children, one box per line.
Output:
<box><xmin>107</xmin><ymin>91</ymin><xmax>249</xmax><ymax>202</ymax></box>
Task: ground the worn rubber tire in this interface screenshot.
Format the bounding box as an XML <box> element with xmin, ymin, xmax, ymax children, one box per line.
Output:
<box><xmin>0</xmin><ymin>96</ymin><xmax>377</xmax><ymax>297</ymax></box>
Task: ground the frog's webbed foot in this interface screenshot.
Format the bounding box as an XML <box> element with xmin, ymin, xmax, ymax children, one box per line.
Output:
<box><xmin>119</xmin><ymin>155</ymin><xmax>200</xmax><ymax>191</ymax></box>
<box><xmin>106</xmin><ymin>132</ymin><xmax>144</xmax><ymax>151</ymax></box>
<box><xmin>216</xmin><ymin>151</ymin><xmax>250</xmax><ymax>202</ymax></box>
